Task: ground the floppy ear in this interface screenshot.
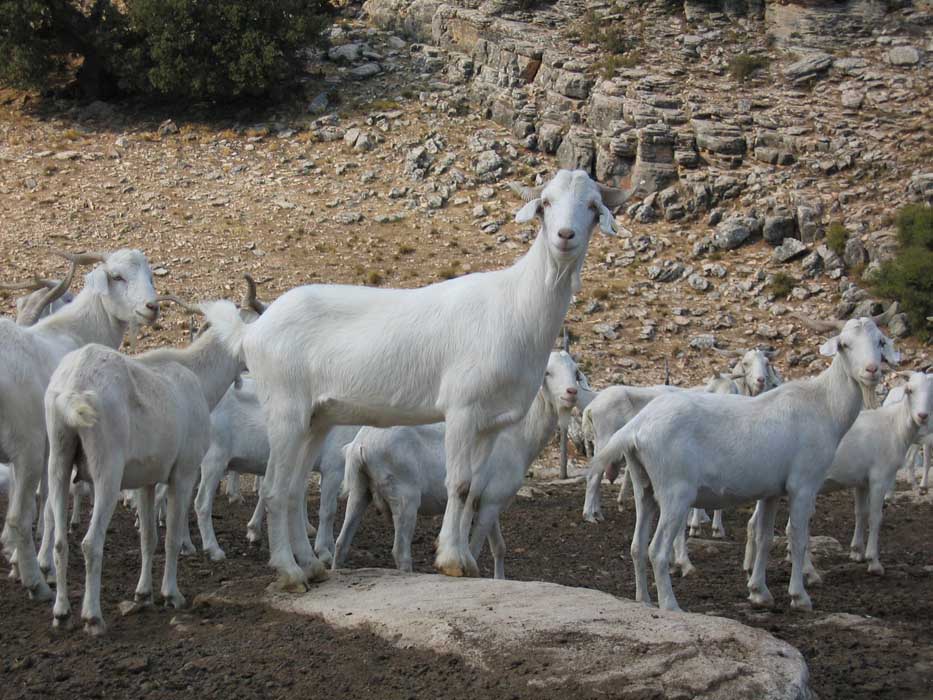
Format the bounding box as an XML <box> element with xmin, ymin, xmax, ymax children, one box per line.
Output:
<box><xmin>83</xmin><ymin>268</ymin><xmax>109</xmax><ymax>295</ymax></box>
<box><xmin>768</xmin><ymin>365</ymin><xmax>783</xmax><ymax>387</ymax></box>
<box><xmin>819</xmin><ymin>336</ymin><xmax>840</xmax><ymax>357</ymax></box>
<box><xmin>597</xmin><ymin>201</ymin><xmax>618</xmax><ymax>236</ymax></box>
<box><xmin>515</xmin><ymin>198</ymin><xmax>541</xmax><ymax>223</ymax></box>
<box><xmin>881</xmin><ymin>335</ymin><xmax>900</xmax><ymax>365</ymax></box>
<box><xmin>730</xmin><ymin>362</ymin><xmax>744</xmax><ymax>379</ymax></box>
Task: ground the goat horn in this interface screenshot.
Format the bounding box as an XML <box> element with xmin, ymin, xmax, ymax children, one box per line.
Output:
<box><xmin>18</xmin><ymin>260</ymin><xmax>79</xmax><ymax>326</ymax></box>
<box><xmin>597</xmin><ymin>183</ymin><xmax>635</xmax><ymax>208</ymax></box>
<box><xmin>712</xmin><ymin>347</ymin><xmax>741</xmax><ymax>359</ymax></box>
<box><xmin>791</xmin><ymin>312</ymin><xmax>845</xmax><ymax>334</ymax></box>
<box><xmin>507</xmin><ymin>181</ymin><xmax>543</xmax><ymax>202</ymax></box>
<box><xmin>241</xmin><ymin>274</ymin><xmax>268</xmax><ymax>315</ymax></box>
<box><xmin>0</xmin><ymin>276</ymin><xmax>61</xmax><ymax>293</ymax></box>
<box><xmin>154</xmin><ymin>294</ymin><xmax>204</xmax><ymax>316</ymax></box>
<box><xmin>664</xmin><ymin>358</ymin><xmax>671</xmax><ymax>386</ymax></box>
<box><xmin>562</xmin><ymin>327</ymin><xmax>570</xmax><ymax>352</ymax></box>
<box><xmin>51</xmin><ymin>249</ymin><xmax>109</xmax><ymax>265</ymax></box>
<box><xmin>870</xmin><ymin>302</ymin><xmax>898</xmax><ymax>327</ymax></box>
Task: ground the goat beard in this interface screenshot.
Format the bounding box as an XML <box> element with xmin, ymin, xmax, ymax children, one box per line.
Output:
<box><xmin>860</xmin><ymin>382</ymin><xmax>880</xmax><ymax>410</ymax></box>
<box><xmin>128</xmin><ymin>318</ymin><xmax>140</xmax><ymax>354</ymax></box>
<box><xmin>545</xmin><ymin>246</ymin><xmax>586</xmax><ymax>294</ymax></box>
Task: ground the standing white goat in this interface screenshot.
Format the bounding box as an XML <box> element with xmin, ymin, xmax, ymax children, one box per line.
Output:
<box><xmin>883</xmin><ymin>382</ymin><xmax>932</xmax><ymax>493</ymax></box>
<box><xmin>194</xmin><ymin>374</ymin><xmax>359</xmax><ymax>564</ymax></box>
<box><xmin>333</xmin><ymin>350</ymin><xmax>581</xmax><ymax>577</ymax></box>
<box><xmin>201</xmin><ymin>169</ymin><xmax>632</xmax><ymax>590</ymax></box>
<box><xmin>45</xmin><ymin>296</ymin><xmax>244</xmax><ymax>634</ymax></box>
<box><xmin>0</xmin><ymin>250</ymin><xmax>159</xmax><ymax>600</ymax></box>
<box><xmin>744</xmin><ymin>371</ymin><xmax>932</xmax><ymax>582</ymax></box>
<box><xmin>589</xmin><ymin>317</ymin><xmax>896</xmax><ymax>612</ymax></box>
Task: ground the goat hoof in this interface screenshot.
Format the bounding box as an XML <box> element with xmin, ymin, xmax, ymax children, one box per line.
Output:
<box><xmin>849</xmin><ymin>548</ymin><xmax>865</xmax><ymax>563</ymax></box>
<box><xmin>267</xmin><ymin>577</ymin><xmax>309</xmax><ymax>594</ymax></box>
<box><xmin>679</xmin><ymin>564</ymin><xmax>697</xmax><ymax>578</ymax></box>
<box><xmin>789</xmin><ymin>595</ymin><xmax>813</xmax><ymax>612</ymax></box>
<box><xmin>227</xmin><ymin>495</ymin><xmax>244</xmax><ymax>506</ymax></box>
<box><xmin>162</xmin><ymin>592</ymin><xmax>187</xmax><ymax>609</ymax></box>
<box><xmin>712</xmin><ymin>530</ymin><xmax>726</xmax><ymax>540</ymax></box>
<box><xmin>52</xmin><ymin>613</ymin><xmax>72</xmax><ymax>631</ymax></box>
<box><xmin>133</xmin><ymin>592</ymin><xmax>154</xmax><ymax>606</ymax></box>
<box><xmin>435</xmin><ymin>561</ymin><xmax>464</xmax><ymax>577</ymax></box>
<box><xmin>804</xmin><ymin>571</ymin><xmax>822</xmax><ymax>586</ymax></box>
<box><xmin>919</xmin><ymin>487</ymin><xmax>928</xmax><ymax>495</ymax></box>
<box><xmin>245</xmin><ymin>530</ymin><xmax>261</xmax><ymax>545</ymax></box>
<box><xmin>867</xmin><ymin>561</ymin><xmax>885</xmax><ymax>576</ymax></box>
<box><xmin>180</xmin><ymin>542</ymin><xmax>196</xmax><ymax>556</ymax></box>
<box><xmin>748</xmin><ymin>591</ymin><xmax>774</xmax><ymax>608</ymax></box>
<box><xmin>207</xmin><ymin>548</ymin><xmax>226</xmax><ymax>562</ymax></box>
<box><xmin>302</xmin><ymin>560</ymin><xmax>328</xmax><ymax>583</ymax></box>
<box><xmin>306</xmin><ymin>523</ymin><xmax>317</xmax><ymax>537</ymax></box>
<box><xmin>83</xmin><ymin>618</ymin><xmax>106</xmax><ymax>636</ymax></box>
<box><xmin>316</xmin><ymin>549</ymin><xmax>334</xmax><ymax>567</ymax></box>
<box><xmin>28</xmin><ymin>581</ymin><xmax>53</xmax><ymax>602</ymax></box>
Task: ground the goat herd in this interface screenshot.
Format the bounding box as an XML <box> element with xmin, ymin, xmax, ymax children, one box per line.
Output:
<box><xmin>0</xmin><ymin>170</ymin><xmax>930</xmax><ymax>637</ymax></box>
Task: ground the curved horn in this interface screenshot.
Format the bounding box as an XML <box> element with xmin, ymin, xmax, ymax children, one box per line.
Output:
<box><xmin>508</xmin><ymin>181</ymin><xmax>544</xmax><ymax>202</ymax></box>
<box><xmin>241</xmin><ymin>274</ymin><xmax>268</xmax><ymax>315</ymax></box>
<box><xmin>562</xmin><ymin>327</ymin><xmax>570</xmax><ymax>352</ymax></box>
<box><xmin>154</xmin><ymin>294</ymin><xmax>204</xmax><ymax>317</ymax></box>
<box><xmin>52</xmin><ymin>249</ymin><xmax>109</xmax><ymax>266</ymax></box>
<box><xmin>871</xmin><ymin>301</ymin><xmax>899</xmax><ymax>327</ymax></box>
<box><xmin>791</xmin><ymin>312</ymin><xmax>845</xmax><ymax>334</ymax></box>
<box><xmin>597</xmin><ymin>183</ymin><xmax>635</xmax><ymax>208</ymax></box>
<box><xmin>18</xmin><ymin>260</ymin><xmax>78</xmax><ymax>326</ymax></box>
<box><xmin>0</xmin><ymin>276</ymin><xmax>60</xmax><ymax>294</ymax></box>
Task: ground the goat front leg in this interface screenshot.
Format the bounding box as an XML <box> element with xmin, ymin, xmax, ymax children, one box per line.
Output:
<box><xmin>747</xmin><ymin>496</ymin><xmax>778</xmax><ymax>608</ymax></box>
<box><xmin>581</xmin><ymin>458</ymin><xmax>605</xmax><ymax>523</ymax></box>
<box><xmin>314</xmin><ymin>465</ymin><xmax>344</xmax><ymax>565</ymax></box>
<box><xmin>742</xmin><ymin>501</ymin><xmax>762</xmax><ymax>576</ymax></box>
<box><xmin>786</xmin><ymin>490</ymin><xmax>817</xmax><ymax>611</ymax></box>
<box><xmin>865</xmin><ymin>479</ymin><xmax>890</xmax><ymax>575</ymax></box>
<box><xmin>390</xmin><ymin>495</ymin><xmax>420</xmax><ymax>573</ymax></box>
<box><xmin>285</xmin><ymin>428</ymin><xmax>328</xmax><ymax>583</ymax></box>
<box><xmin>921</xmin><ymin>443</ymin><xmax>931</xmax><ymax>495</ymax></box>
<box><xmin>225</xmin><ymin>471</ymin><xmax>243</xmax><ymax>505</ymax></box>
<box><xmin>194</xmin><ymin>449</ymin><xmax>228</xmax><ymax>561</ymax></box>
<box><xmin>246</xmin><ymin>489</ymin><xmax>265</xmax><ymax>544</ymax></box>
<box><xmin>435</xmin><ymin>414</ymin><xmax>495</xmax><ymax>578</ymax></box>
<box><xmin>5</xmin><ymin>441</ymin><xmax>52</xmax><ymax>601</ymax></box>
<box><xmin>671</xmin><ymin>514</ymin><xmax>696</xmax><ymax>578</ymax></box>
<box><xmin>650</xmin><ymin>490</ymin><xmax>692</xmax><ymax>612</ymax></box>
<box><xmin>469</xmin><ymin>500</ymin><xmax>505</xmax><ymax>579</ymax></box>
<box><xmin>161</xmin><ymin>465</ymin><xmax>198</xmax><ymax>609</ymax></box>
<box><xmin>711</xmin><ymin>509</ymin><xmax>726</xmax><ymax>539</ymax></box>
<box><xmin>849</xmin><ymin>485</ymin><xmax>868</xmax><ymax>562</ymax></box>
<box><xmin>629</xmin><ymin>475</ymin><xmax>658</xmax><ymax>606</ymax></box>
<box><xmin>134</xmin><ymin>484</ymin><xmax>157</xmax><ymax>604</ymax></box>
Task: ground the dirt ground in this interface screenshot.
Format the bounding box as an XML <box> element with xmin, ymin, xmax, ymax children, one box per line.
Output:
<box><xmin>1</xmin><ymin>481</ymin><xmax>931</xmax><ymax>700</ymax></box>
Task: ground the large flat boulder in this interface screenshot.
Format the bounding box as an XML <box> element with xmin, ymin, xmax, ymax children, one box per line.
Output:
<box><xmin>268</xmin><ymin>568</ymin><xmax>812</xmax><ymax>699</ymax></box>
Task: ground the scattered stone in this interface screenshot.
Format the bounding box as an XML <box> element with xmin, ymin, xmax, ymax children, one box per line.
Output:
<box><xmin>308</xmin><ymin>92</ymin><xmax>330</xmax><ymax>114</ymax></box>
<box><xmin>841</xmin><ymin>90</ymin><xmax>865</xmax><ymax>110</ymax></box>
<box><xmin>772</xmin><ymin>238</ymin><xmax>808</xmax><ymax>264</ymax></box>
<box><xmin>474</xmin><ymin>149</ymin><xmax>503</xmax><ymax>176</ymax></box>
<box><xmin>784</xmin><ymin>53</ymin><xmax>833</xmax><ymax>84</ymax></box>
<box><xmin>334</xmin><ymin>211</ymin><xmax>363</xmax><ymax>224</ymax></box>
<box><xmin>712</xmin><ymin>218</ymin><xmax>752</xmax><ymax>250</ymax></box>
<box><xmin>887</xmin><ymin>46</ymin><xmax>920</xmax><ymax>66</ymax></box>
<box><xmin>688</xmin><ymin>273</ymin><xmax>710</xmax><ymax>292</ymax></box>
<box><xmin>763</xmin><ymin>210</ymin><xmax>797</xmax><ymax>245</ymax></box>
<box><xmin>350</xmin><ymin>63</ymin><xmax>382</xmax><ymax>79</ymax></box>
<box><xmin>593</xmin><ymin>323</ymin><xmax>619</xmax><ymax>341</ymax></box>
<box><xmin>888</xmin><ymin>313</ymin><xmax>910</xmax><ymax>338</ymax></box>
<box><xmin>329</xmin><ymin>43</ymin><xmax>363</xmax><ymax>62</ymax></box>
<box><xmin>157</xmin><ymin>119</ymin><xmax>178</xmax><ymax>137</ymax></box>
<box><xmin>689</xmin><ymin>334</ymin><xmax>717</xmax><ymax>350</ymax></box>
<box><xmin>53</xmin><ymin>150</ymin><xmax>80</xmax><ymax>161</ymax></box>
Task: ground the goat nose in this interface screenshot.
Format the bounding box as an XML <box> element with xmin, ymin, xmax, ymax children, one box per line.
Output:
<box><xmin>919</xmin><ymin>413</ymin><xmax>929</xmax><ymax>422</ymax></box>
<box><xmin>756</xmin><ymin>377</ymin><xmax>766</xmax><ymax>385</ymax></box>
<box><xmin>145</xmin><ymin>302</ymin><xmax>159</xmax><ymax>312</ymax></box>
<box><xmin>558</xmin><ymin>228</ymin><xmax>575</xmax><ymax>240</ymax></box>
<box><xmin>865</xmin><ymin>364</ymin><xmax>878</xmax><ymax>374</ymax></box>
<box><xmin>566</xmin><ymin>387</ymin><xmax>578</xmax><ymax>395</ymax></box>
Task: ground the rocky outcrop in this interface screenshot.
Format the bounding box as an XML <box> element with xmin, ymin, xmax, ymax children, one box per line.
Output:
<box><xmin>269</xmin><ymin>568</ymin><xmax>813</xmax><ymax>699</ymax></box>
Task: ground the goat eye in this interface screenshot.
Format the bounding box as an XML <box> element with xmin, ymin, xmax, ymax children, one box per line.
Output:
<box><xmin>541</xmin><ymin>200</ymin><xmax>550</xmax><ymax>208</ymax></box>
<box><xmin>110</xmin><ymin>274</ymin><xmax>125</xmax><ymax>283</ymax></box>
<box><xmin>838</xmin><ymin>342</ymin><xmax>848</xmax><ymax>351</ymax></box>
<box><xmin>545</xmin><ymin>371</ymin><xmax>551</xmax><ymax>377</ymax></box>
<box><xmin>878</xmin><ymin>339</ymin><xmax>886</xmax><ymax>347</ymax></box>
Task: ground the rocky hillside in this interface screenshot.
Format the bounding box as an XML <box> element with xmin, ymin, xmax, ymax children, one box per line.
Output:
<box><xmin>0</xmin><ymin>0</ymin><xmax>929</xmax><ymax>403</ymax></box>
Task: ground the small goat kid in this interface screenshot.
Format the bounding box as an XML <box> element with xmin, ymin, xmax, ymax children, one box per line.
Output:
<box><xmin>332</xmin><ymin>350</ymin><xmax>580</xmax><ymax>576</ymax></box>
<box><xmin>883</xmin><ymin>382</ymin><xmax>933</xmax><ymax>493</ymax></box>
<box><xmin>202</xmin><ymin>169</ymin><xmax>631</xmax><ymax>590</ymax></box>
<box><xmin>0</xmin><ymin>250</ymin><xmax>158</xmax><ymax>600</ymax></box>
<box><xmin>588</xmin><ymin>317</ymin><xmax>896</xmax><ymax>612</ymax></box>
<box><xmin>45</xmin><ymin>295</ymin><xmax>244</xmax><ymax>634</ymax></box>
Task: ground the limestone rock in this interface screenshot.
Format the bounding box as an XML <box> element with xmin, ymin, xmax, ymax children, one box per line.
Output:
<box><xmin>692</xmin><ymin>119</ymin><xmax>747</xmax><ymax>156</ymax></box>
<box><xmin>556</xmin><ymin>126</ymin><xmax>595</xmax><ymax>173</ymax></box>
<box><xmin>887</xmin><ymin>46</ymin><xmax>920</xmax><ymax>66</ymax></box>
<box><xmin>784</xmin><ymin>53</ymin><xmax>833</xmax><ymax>85</ymax></box>
<box><xmin>763</xmin><ymin>209</ymin><xmax>797</xmax><ymax>245</ymax></box>
<box><xmin>713</xmin><ymin>217</ymin><xmax>753</xmax><ymax>250</ymax></box>
<box><xmin>268</xmin><ymin>569</ymin><xmax>811</xmax><ymax>699</ymax></box>
<box><xmin>772</xmin><ymin>238</ymin><xmax>808</xmax><ymax>264</ymax></box>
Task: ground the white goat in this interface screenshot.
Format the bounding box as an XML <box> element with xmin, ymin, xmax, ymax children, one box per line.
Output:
<box><xmin>201</xmin><ymin>169</ymin><xmax>632</xmax><ymax>590</ymax></box>
<box><xmin>589</xmin><ymin>317</ymin><xmax>896</xmax><ymax>612</ymax></box>
<box><xmin>883</xmin><ymin>383</ymin><xmax>932</xmax><ymax>493</ymax></box>
<box><xmin>195</xmin><ymin>374</ymin><xmax>360</xmax><ymax>563</ymax></box>
<box><xmin>45</xmin><ymin>296</ymin><xmax>244</xmax><ymax>634</ymax></box>
<box><xmin>688</xmin><ymin>349</ymin><xmax>783</xmax><ymax>539</ymax></box>
<box><xmin>333</xmin><ymin>350</ymin><xmax>581</xmax><ymax>577</ymax></box>
<box><xmin>0</xmin><ymin>250</ymin><xmax>159</xmax><ymax>600</ymax></box>
<box><xmin>745</xmin><ymin>371</ymin><xmax>932</xmax><ymax>583</ymax></box>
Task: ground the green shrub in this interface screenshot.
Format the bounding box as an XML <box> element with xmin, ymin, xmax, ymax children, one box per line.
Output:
<box><xmin>728</xmin><ymin>54</ymin><xmax>769</xmax><ymax>82</ymax></box>
<box><xmin>576</xmin><ymin>10</ymin><xmax>633</xmax><ymax>56</ymax></box>
<box><xmin>0</xmin><ymin>0</ymin><xmax>331</xmax><ymax>100</ymax></box>
<box><xmin>871</xmin><ymin>204</ymin><xmax>933</xmax><ymax>341</ymax></box>
<box><xmin>825</xmin><ymin>221</ymin><xmax>848</xmax><ymax>257</ymax></box>
<box><xmin>767</xmin><ymin>272</ymin><xmax>796</xmax><ymax>299</ymax></box>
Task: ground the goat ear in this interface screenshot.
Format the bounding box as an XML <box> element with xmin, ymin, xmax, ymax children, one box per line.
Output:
<box><xmin>83</xmin><ymin>268</ymin><xmax>109</xmax><ymax>296</ymax></box>
<box><xmin>768</xmin><ymin>366</ymin><xmax>783</xmax><ymax>386</ymax></box>
<box><xmin>597</xmin><ymin>202</ymin><xmax>618</xmax><ymax>236</ymax></box>
<box><xmin>515</xmin><ymin>198</ymin><xmax>541</xmax><ymax>223</ymax></box>
<box><xmin>819</xmin><ymin>336</ymin><xmax>840</xmax><ymax>357</ymax></box>
<box><xmin>730</xmin><ymin>362</ymin><xmax>744</xmax><ymax>379</ymax></box>
<box><xmin>881</xmin><ymin>336</ymin><xmax>900</xmax><ymax>365</ymax></box>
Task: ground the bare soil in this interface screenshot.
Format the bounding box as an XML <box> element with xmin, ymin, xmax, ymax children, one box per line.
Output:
<box><xmin>1</xmin><ymin>483</ymin><xmax>931</xmax><ymax>700</ymax></box>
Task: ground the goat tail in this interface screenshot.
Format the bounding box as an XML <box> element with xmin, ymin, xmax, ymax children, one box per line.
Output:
<box><xmin>56</xmin><ymin>391</ymin><xmax>99</xmax><ymax>429</ymax></box>
<box><xmin>340</xmin><ymin>441</ymin><xmax>367</xmax><ymax>499</ymax></box>
<box><xmin>200</xmin><ymin>299</ymin><xmax>248</xmax><ymax>363</ymax></box>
